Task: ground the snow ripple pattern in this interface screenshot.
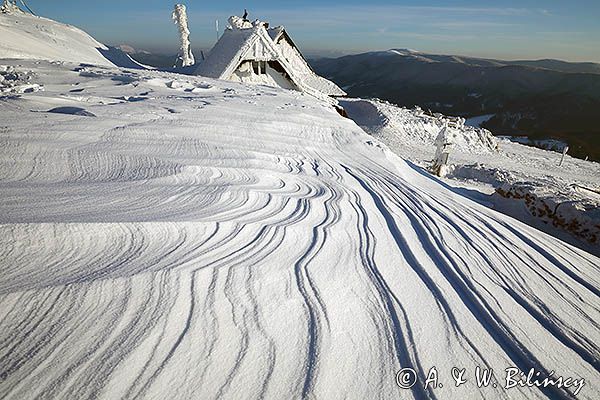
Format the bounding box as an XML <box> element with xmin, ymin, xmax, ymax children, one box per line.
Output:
<box><xmin>0</xmin><ymin>61</ymin><xmax>598</xmax><ymax>400</ymax></box>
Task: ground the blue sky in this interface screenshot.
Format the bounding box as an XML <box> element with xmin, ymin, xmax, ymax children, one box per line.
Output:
<box><xmin>25</xmin><ymin>0</ymin><xmax>600</xmax><ymax>61</ymax></box>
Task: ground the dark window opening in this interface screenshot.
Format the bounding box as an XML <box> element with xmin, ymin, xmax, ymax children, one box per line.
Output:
<box><xmin>268</xmin><ymin>60</ymin><xmax>285</xmax><ymax>74</ymax></box>
<box><xmin>268</xmin><ymin>61</ymin><xmax>291</xmax><ymax>81</ymax></box>
<box><xmin>252</xmin><ymin>61</ymin><xmax>267</xmax><ymax>75</ymax></box>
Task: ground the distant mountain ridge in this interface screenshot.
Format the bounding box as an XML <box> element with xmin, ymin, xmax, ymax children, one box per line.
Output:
<box><xmin>504</xmin><ymin>58</ymin><xmax>600</xmax><ymax>75</ymax></box>
<box><xmin>368</xmin><ymin>49</ymin><xmax>600</xmax><ymax>74</ymax></box>
<box><xmin>311</xmin><ymin>50</ymin><xmax>600</xmax><ymax>161</ymax></box>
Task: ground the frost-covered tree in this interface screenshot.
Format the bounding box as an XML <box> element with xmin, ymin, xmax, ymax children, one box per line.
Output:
<box><xmin>172</xmin><ymin>4</ymin><xmax>195</xmax><ymax>67</ymax></box>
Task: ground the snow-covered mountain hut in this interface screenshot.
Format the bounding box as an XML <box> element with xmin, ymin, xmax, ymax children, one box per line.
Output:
<box><xmin>195</xmin><ymin>16</ymin><xmax>345</xmax><ymax>104</ymax></box>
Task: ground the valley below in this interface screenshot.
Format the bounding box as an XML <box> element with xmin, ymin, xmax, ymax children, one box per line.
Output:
<box><xmin>311</xmin><ymin>50</ymin><xmax>600</xmax><ymax>161</ymax></box>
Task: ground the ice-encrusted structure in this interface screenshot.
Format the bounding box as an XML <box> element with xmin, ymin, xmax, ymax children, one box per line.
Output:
<box><xmin>431</xmin><ymin>123</ymin><xmax>456</xmax><ymax>176</ymax></box>
<box><xmin>172</xmin><ymin>4</ymin><xmax>195</xmax><ymax>67</ymax></box>
<box><xmin>229</xmin><ymin>15</ymin><xmax>252</xmax><ymax>30</ymax></box>
<box><xmin>195</xmin><ymin>14</ymin><xmax>345</xmax><ymax>103</ymax></box>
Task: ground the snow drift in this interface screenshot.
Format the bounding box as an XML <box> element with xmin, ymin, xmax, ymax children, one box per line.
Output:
<box><xmin>0</xmin><ymin>9</ymin><xmax>147</xmax><ymax>69</ymax></box>
<box><xmin>0</xmin><ymin>56</ymin><xmax>599</xmax><ymax>400</ymax></box>
<box><xmin>0</xmin><ymin>10</ymin><xmax>113</xmax><ymax>66</ymax></box>
<box><xmin>1</xmin><ymin>12</ymin><xmax>599</xmax><ymax>400</ymax></box>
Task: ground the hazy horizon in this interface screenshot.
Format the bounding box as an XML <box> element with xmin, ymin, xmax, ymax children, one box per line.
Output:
<box><xmin>23</xmin><ymin>0</ymin><xmax>600</xmax><ymax>63</ymax></box>
<box><xmin>121</xmin><ymin>46</ymin><xmax>600</xmax><ymax>65</ymax></box>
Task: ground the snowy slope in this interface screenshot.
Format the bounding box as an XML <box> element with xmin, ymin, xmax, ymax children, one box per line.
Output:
<box><xmin>0</xmin><ymin>10</ymin><xmax>115</xmax><ymax>66</ymax></box>
<box><xmin>0</xmin><ymin>58</ymin><xmax>599</xmax><ymax>400</ymax></box>
<box><xmin>0</xmin><ymin>9</ymin><xmax>149</xmax><ymax>69</ymax></box>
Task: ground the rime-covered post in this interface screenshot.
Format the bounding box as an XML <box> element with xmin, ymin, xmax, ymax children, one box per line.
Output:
<box><xmin>172</xmin><ymin>4</ymin><xmax>195</xmax><ymax>67</ymax></box>
<box><xmin>431</xmin><ymin>123</ymin><xmax>454</xmax><ymax>177</ymax></box>
<box><xmin>559</xmin><ymin>145</ymin><xmax>569</xmax><ymax>167</ymax></box>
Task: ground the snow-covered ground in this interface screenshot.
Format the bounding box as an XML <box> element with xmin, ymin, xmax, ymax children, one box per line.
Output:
<box><xmin>1</xmin><ymin>10</ymin><xmax>599</xmax><ymax>400</ymax></box>
<box><xmin>465</xmin><ymin>113</ymin><xmax>494</xmax><ymax>128</ymax></box>
<box><xmin>501</xmin><ymin>136</ymin><xmax>570</xmax><ymax>153</ymax></box>
<box><xmin>341</xmin><ymin>98</ymin><xmax>600</xmax><ymax>256</ymax></box>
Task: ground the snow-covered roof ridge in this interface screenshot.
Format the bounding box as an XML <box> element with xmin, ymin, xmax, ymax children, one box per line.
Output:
<box><xmin>195</xmin><ymin>23</ymin><xmax>271</xmax><ymax>79</ymax></box>
<box><xmin>228</xmin><ymin>15</ymin><xmax>253</xmax><ymax>30</ymax></box>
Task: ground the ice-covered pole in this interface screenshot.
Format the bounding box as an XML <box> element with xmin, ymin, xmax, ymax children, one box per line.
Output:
<box><xmin>172</xmin><ymin>4</ymin><xmax>195</xmax><ymax>67</ymax></box>
<box><xmin>431</xmin><ymin>122</ymin><xmax>454</xmax><ymax>177</ymax></box>
<box><xmin>559</xmin><ymin>145</ymin><xmax>569</xmax><ymax>167</ymax></box>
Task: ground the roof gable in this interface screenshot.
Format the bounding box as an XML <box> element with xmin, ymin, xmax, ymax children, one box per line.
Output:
<box><xmin>195</xmin><ymin>23</ymin><xmax>282</xmax><ymax>80</ymax></box>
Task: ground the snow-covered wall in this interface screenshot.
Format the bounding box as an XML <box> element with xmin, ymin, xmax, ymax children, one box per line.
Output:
<box><xmin>247</xmin><ymin>35</ymin><xmax>275</xmax><ymax>62</ymax></box>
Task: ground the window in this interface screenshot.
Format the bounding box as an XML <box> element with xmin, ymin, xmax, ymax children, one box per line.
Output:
<box><xmin>252</xmin><ymin>61</ymin><xmax>267</xmax><ymax>75</ymax></box>
<box><xmin>268</xmin><ymin>60</ymin><xmax>285</xmax><ymax>74</ymax></box>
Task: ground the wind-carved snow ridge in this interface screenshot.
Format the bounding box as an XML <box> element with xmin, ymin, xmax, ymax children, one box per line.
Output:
<box><xmin>0</xmin><ymin>59</ymin><xmax>598</xmax><ymax>399</ymax></box>
<box><xmin>172</xmin><ymin>4</ymin><xmax>195</xmax><ymax>67</ymax></box>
